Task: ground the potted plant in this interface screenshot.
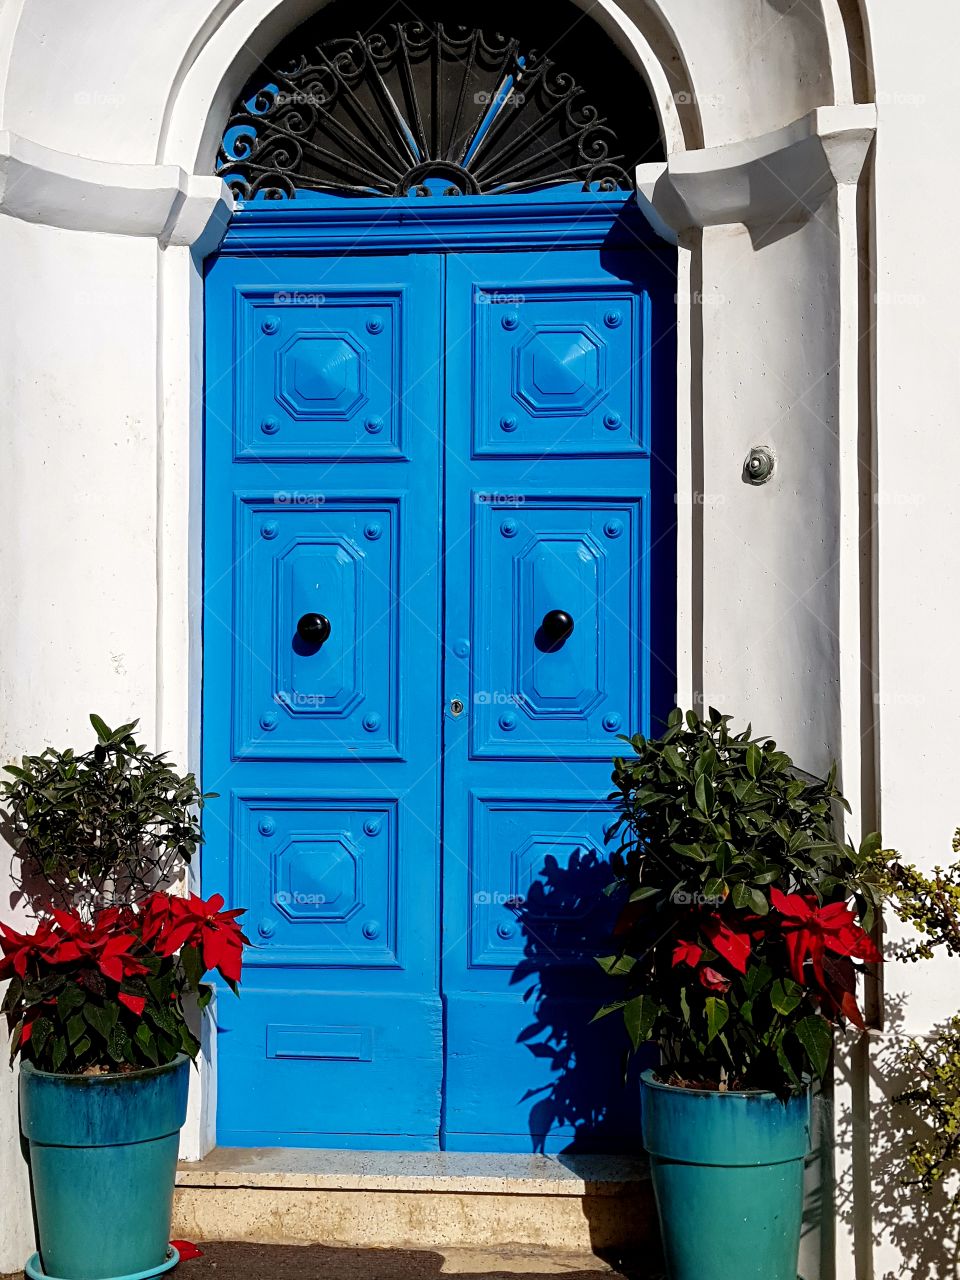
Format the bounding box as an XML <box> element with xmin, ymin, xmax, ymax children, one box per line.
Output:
<box><xmin>596</xmin><ymin>707</ymin><xmax>884</xmax><ymax>1280</ymax></box>
<box><xmin>2</xmin><ymin>713</ymin><xmax>210</xmax><ymax>912</ymax></box>
<box><xmin>0</xmin><ymin>716</ymin><xmax>247</xmax><ymax>1280</ymax></box>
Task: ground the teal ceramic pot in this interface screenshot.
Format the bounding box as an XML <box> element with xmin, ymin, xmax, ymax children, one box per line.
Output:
<box><xmin>640</xmin><ymin>1069</ymin><xmax>810</xmax><ymax>1280</ymax></box>
<box><xmin>20</xmin><ymin>1055</ymin><xmax>189</xmax><ymax>1280</ymax></box>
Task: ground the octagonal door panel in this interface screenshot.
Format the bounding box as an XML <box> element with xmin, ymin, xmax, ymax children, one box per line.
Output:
<box><xmin>233</xmin><ymin>286</ymin><xmax>405</xmax><ymax>460</ymax></box>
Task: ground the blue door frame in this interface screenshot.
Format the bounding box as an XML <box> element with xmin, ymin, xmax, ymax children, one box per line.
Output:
<box><xmin>202</xmin><ymin>192</ymin><xmax>676</xmax><ymax>1152</ymax></box>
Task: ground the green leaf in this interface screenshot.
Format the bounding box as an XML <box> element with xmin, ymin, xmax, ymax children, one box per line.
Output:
<box><xmin>742</xmin><ymin>962</ymin><xmax>773</xmax><ymax>998</ymax></box>
<box><xmin>83</xmin><ymin>1002</ymin><xmax>117</xmax><ymax>1040</ymax></box>
<box><xmin>51</xmin><ymin>1034</ymin><xmax>68</xmax><ymax>1072</ymax></box>
<box><xmin>66</xmin><ymin>1013</ymin><xmax>86</xmax><ymax>1045</ymax></box>
<box><xmin>592</xmin><ymin>1000</ymin><xmax>627</xmax><ymax>1023</ymax></box>
<box><xmin>628</xmin><ymin>885</ymin><xmax>662</xmax><ymax>903</ymax></box>
<box><xmin>794</xmin><ymin>1015</ymin><xmax>833</xmax><ymax>1079</ymax></box>
<box><xmin>746</xmin><ymin>743</ymin><xmax>762</xmax><ymax>778</ymax></box>
<box><xmin>57</xmin><ymin>984</ymin><xmax>86</xmax><ymax>1019</ymax></box>
<box><xmin>89</xmin><ymin>714</ymin><xmax>112</xmax><ymax>741</ymax></box>
<box><xmin>731</xmin><ymin>882</ymin><xmax>769</xmax><ymax>915</ymax></box>
<box><xmin>705</xmin><ymin>997</ymin><xmax>729</xmax><ymax>1043</ymax></box>
<box><xmin>30</xmin><ymin>1015</ymin><xmax>53</xmax><ymax>1056</ymax></box>
<box><xmin>134</xmin><ymin>1022</ymin><xmax>159</xmax><ymax>1065</ymax></box>
<box><xmin>695</xmin><ymin>773</ymin><xmax>714</xmax><ymax>814</ymax></box>
<box><xmin>596</xmin><ymin>954</ymin><xmax>636</xmax><ymax>977</ymax></box>
<box><xmin>107</xmin><ymin>1024</ymin><xmax>134</xmax><ymax>1065</ymax></box>
<box><xmin>624</xmin><ymin>995</ymin><xmax>661</xmax><ymax>1050</ymax></box>
<box><xmin>180</xmin><ymin>945</ymin><xmax>204</xmax><ymax>990</ymax></box>
<box><xmin>770</xmin><ymin>978</ymin><xmax>802</xmax><ymax>1017</ymax></box>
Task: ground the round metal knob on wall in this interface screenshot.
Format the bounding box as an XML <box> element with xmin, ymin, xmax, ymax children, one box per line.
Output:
<box><xmin>743</xmin><ymin>445</ymin><xmax>776</xmax><ymax>485</ymax></box>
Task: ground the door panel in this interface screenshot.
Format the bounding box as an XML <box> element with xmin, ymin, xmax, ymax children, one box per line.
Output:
<box><xmin>233</xmin><ymin>286</ymin><xmax>406</xmax><ymax>460</ymax></box>
<box><xmin>441</xmin><ymin>249</ymin><xmax>674</xmax><ymax>1151</ymax></box>
<box><xmin>471</xmin><ymin>282</ymin><xmax>651</xmax><ymax>457</ymax></box>
<box><xmin>470</xmin><ymin>495</ymin><xmax>644</xmax><ymax>758</ymax></box>
<box><xmin>204</xmin><ymin>253</ymin><xmax>444</xmax><ymax>1148</ymax></box>
<box><xmin>231</xmin><ymin>495</ymin><xmax>400</xmax><ymax>759</ymax></box>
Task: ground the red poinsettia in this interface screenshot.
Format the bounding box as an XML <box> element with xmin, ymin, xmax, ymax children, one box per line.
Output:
<box><xmin>48</xmin><ymin>910</ymin><xmax>150</xmax><ymax>984</ymax></box>
<box><xmin>1</xmin><ymin>890</ymin><xmax>248</xmax><ymax>1074</ymax></box>
<box><xmin>670</xmin><ymin>911</ymin><xmax>758</xmax><ymax>978</ymax></box>
<box><xmin>0</xmin><ymin>918</ymin><xmax>60</xmax><ymax>979</ymax></box>
<box><xmin>147</xmin><ymin>892</ymin><xmax>246</xmax><ymax>984</ymax></box>
<box><xmin>770</xmin><ymin>889</ymin><xmax>881</xmax><ymax>991</ymax></box>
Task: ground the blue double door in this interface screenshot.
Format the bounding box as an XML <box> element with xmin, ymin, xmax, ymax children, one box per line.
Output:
<box><xmin>203</xmin><ymin>227</ymin><xmax>674</xmax><ymax>1151</ymax></box>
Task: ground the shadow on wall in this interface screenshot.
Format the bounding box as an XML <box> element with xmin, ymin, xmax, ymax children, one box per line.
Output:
<box><xmin>510</xmin><ymin>844</ymin><xmax>657</xmax><ymax>1154</ymax></box>
<box><xmin>835</xmin><ymin>993</ymin><xmax>960</xmax><ymax>1280</ymax></box>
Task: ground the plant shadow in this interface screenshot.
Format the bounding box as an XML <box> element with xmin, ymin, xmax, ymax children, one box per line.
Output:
<box><xmin>834</xmin><ymin>993</ymin><xmax>960</xmax><ymax>1280</ymax></box>
<box><xmin>510</xmin><ymin>843</ymin><xmax>657</xmax><ymax>1153</ymax></box>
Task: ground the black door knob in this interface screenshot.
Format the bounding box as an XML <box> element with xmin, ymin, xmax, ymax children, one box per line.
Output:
<box><xmin>541</xmin><ymin>609</ymin><xmax>575</xmax><ymax>644</ymax></box>
<box><xmin>296</xmin><ymin>613</ymin><xmax>331</xmax><ymax>647</ymax></box>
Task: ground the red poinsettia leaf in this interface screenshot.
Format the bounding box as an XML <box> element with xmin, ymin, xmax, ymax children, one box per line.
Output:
<box><xmin>699</xmin><ymin>966</ymin><xmax>730</xmax><ymax>993</ymax></box>
<box><xmin>702</xmin><ymin>917</ymin><xmax>751</xmax><ymax>974</ymax></box>
<box><xmin>170</xmin><ymin>1241</ymin><xmax>204</xmax><ymax>1261</ymax></box>
<box><xmin>782</xmin><ymin>929</ymin><xmax>810</xmax><ymax>987</ymax></box>
<box><xmin>672</xmin><ymin>939</ymin><xmax>703</xmax><ymax>968</ymax></box>
<box><xmin>203</xmin><ymin>930</ymin><xmax>243</xmax><ymax>984</ymax></box>
<box><xmin>118</xmin><ymin>991</ymin><xmax>147</xmax><ymax>1017</ymax></box>
<box><xmin>769</xmin><ymin>888</ymin><xmax>814</xmax><ymax>920</ymax></box>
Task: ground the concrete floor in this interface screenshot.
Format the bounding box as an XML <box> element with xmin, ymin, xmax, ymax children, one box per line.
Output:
<box><xmin>173</xmin><ymin>1243</ymin><xmax>658</xmax><ymax>1277</ymax></box>
<box><xmin>4</xmin><ymin>1242</ymin><xmax>662</xmax><ymax>1279</ymax></box>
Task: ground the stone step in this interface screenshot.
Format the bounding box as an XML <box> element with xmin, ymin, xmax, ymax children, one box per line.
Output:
<box><xmin>174</xmin><ymin>1150</ymin><xmax>658</xmax><ymax>1253</ymax></box>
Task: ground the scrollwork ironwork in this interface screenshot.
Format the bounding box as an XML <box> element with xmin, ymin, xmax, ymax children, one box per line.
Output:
<box><xmin>217</xmin><ymin>21</ymin><xmax>633</xmax><ymax>200</ymax></box>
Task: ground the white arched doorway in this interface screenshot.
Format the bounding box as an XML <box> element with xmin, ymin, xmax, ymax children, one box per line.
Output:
<box><xmin>0</xmin><ymin>0</ymin><xmax>883</xmax><ymax>1270</ymax></box>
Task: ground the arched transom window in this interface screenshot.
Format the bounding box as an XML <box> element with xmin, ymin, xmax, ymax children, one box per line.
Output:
<box><xmin>217</xmin><ymin>11</ymin><xmax>663</xmax><ymax>201</ymax></box>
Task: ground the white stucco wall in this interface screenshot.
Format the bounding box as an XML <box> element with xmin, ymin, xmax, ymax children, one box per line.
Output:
<box><xmin>863</xmin><ymin>8</ymin><xmax>960</xmax><ymax>1278</ymax></box>
<box><xmin>0</xmin><ymin>0</ymin><xmax>955</xmax><ymax>1276</ymax></box>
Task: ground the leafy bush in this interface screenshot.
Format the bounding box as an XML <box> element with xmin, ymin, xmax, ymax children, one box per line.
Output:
<box><xmin>881</xmin><ymin>836</ymin><xmax>960</xmax><ymax>1196</ymax></box>
<box><xmin>894</xmin><ymin>1016</ymin><xmax>960</xmax><ymax>1199</ymax></box>
<box><xmin>596</xmin><ymin>707</ymin><xmax>885</xmax><ymax>1094</ymax></box>
<box><xmin>1</xmin><ymin>715</ymin><xmax>213</xmax><ymax>908</ymax></box>
<box><xmin>0</xmin><ymin>892</ymin><xmax>248</xmax><ymax>1073</ymax></box>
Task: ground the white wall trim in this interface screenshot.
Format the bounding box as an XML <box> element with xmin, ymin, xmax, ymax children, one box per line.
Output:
<box><xmin>0</xmin><ymin>129</ymin><xmax>232</xmax><ymax>245</ymax></box>
<box><xmin>637</xmin><ymin>104</ymin><xmax>877</xmax><ymax>236</ymax></box>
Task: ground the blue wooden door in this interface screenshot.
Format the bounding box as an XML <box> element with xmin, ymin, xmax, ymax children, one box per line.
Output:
<box><xmin>203</xmin><ymin>252</ymin><xmax>445</xmax><ymax>1148</ymax></box>
<box><xmin>203</xmin><ymin>213</ymin><xmax>674</xmax><ymax>1151</ymax></box>
<box><xmin>441</xmin><ymin>249</ymin><xmax>675</xmax><ymax>1151</ymax></box>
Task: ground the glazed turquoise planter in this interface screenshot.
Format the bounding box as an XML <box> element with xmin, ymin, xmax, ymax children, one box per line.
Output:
<box><xmin>641</xmin><ymin>1069</ymin><xmax>810</xmax><ymax>1280</ymax></box>
<box><xmin>20</xmin><ymin>1054</ymin><xmax>189</xmax><ymax>1280</ymax></box>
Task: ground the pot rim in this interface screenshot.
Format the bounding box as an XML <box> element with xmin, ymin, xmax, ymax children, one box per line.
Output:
<box><xmin>20</xmin><ymin>1052</ymin><xmax>190</xmax><ymax>1084</ymax></box>
<box><xmin>640</xmin><ymin>1066</ymin><xmax>809</xmax><ymax>1101</ymax></box>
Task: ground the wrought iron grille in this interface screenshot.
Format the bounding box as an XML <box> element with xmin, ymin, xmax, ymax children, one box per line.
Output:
<box><xmin>218</xmin><ymin>22</ymin><xmax>636</xmax><ymax>200</ymax></box>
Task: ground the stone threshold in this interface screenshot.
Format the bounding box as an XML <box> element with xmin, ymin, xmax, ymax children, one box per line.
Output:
<box><xmin>173</xmin><ymin>1149</ymin><xmax>656</xmax><ymax>1251</ymax></box>
<box><xmin>176</xmin><ymin>1148</ymin><xmax>650</xmax><ymax>1195</ymax></box>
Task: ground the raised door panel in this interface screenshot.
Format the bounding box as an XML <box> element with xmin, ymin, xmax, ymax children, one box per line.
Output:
<box><xmin>472</xmin><ymin>282</ymin><xmax>651</xmax><ymax>457</ymax></box>
<box><xmin>232</xmin><ymin>495</ymin><xmax>400</xmax><ymax>760</ymax></box>
<box><xmin>471</xmin><ymin>495</ymin><xmax>645</xmax><ymax>759</ymax></box>
<box><xmin>232</xmin><ymin>794</ymin><xmax>399</xmax><ymax>968</ymax></box>
<box><xmin>234</xmin><ymin>288</ymin><xmax>405</xmax><ymax>460</ymax></box>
